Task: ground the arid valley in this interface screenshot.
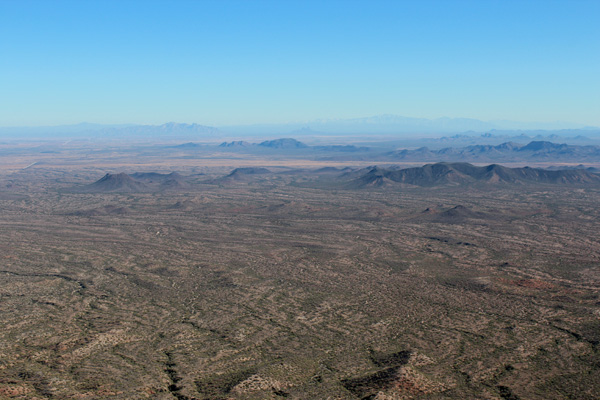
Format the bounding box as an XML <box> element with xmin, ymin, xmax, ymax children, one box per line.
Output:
<box><xmin>0</xmin><ymin>141</ymin><xmax>599</xmax><ymax>399</ymax></box>
<box><xmin>3</xmin><ymin>0</ymin><xmax>600</xmax><ymax>398</ymax></box>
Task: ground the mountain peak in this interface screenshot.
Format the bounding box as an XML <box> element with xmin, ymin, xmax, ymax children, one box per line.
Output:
<box><xmin>258</xmin><ymin>138</ymin><xmax>308</xmax><ymax>149</ymax></box>
<box><xmin>81</xmin><ymin>173</ymin><xmax>147</xmax><ymax>193</ymax></box>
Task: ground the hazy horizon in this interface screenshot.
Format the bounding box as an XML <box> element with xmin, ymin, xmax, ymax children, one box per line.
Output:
<box><xmin>1</xmin><ymin>0</ymin><xmax>599</xmax><ymax>128</ymax></box>
<box><xmin>1</xmin><ymin>113</ymin><xmax>599</xmax><ymax>131</ymax></box>
<box><xmin>2</xmin><ymin>3</ymin><xmax>600</xmax><ymax>397</ymax></box>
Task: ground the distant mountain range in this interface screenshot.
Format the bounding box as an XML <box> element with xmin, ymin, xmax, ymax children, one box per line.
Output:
<box><xmin>378</xmin><ymin>141</ymin><xmax>600</xmax><ymax>163</ymax></box>
<box><xmin>2</xmin><ymin>115</ymin><xmax>599</xmax><ymax>140</ymax></box>
<box><xmin>406</xmin><ymin>130</ymin><xmax>599</xmax><ymax>149</ymax></box>
<box><xmin>0</xmin><ymin>122</ymin><xmax>222</xmax><ymax>140</ymax></box>
<box><xmin>221</xmin><ymin>115</ymin><xmax>599</xmax><ymax>136</ymax></box>
<box><xmin>209</xmin><ymin>139</ymin><xmax>600</xmax><ymax>163</ymax></box>
<box><xmin>257</xmin><ymin>138</ymin><xmax>309</xmax><ymax>149</ymax></box>
<box><xmin>216</xmin><ymin>138</ymin><xmax>370</xmax><ymax>152</ymax></box>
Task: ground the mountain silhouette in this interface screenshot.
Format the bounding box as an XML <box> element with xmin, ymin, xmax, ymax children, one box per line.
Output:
<box><xmin>80</xmin><ymin>173</ymin><xmax>147</xmax><ymax>193</ymax></box>
<box><xmin>346</xmin><ymin>163</ymin><xmax>600</xmax><ymax>188</ymax></box>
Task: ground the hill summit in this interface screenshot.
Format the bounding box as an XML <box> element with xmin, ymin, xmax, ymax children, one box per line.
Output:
<box><xmin>81</xmin><ymin>173</ymin><xmax>147</xmax><ymax>193</ymax></box>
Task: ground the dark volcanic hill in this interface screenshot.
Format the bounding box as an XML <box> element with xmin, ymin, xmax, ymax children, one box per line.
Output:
<box><xmin>204</xmin><ymin>167</ymin><xmax>272</xmax><ymax>185</ymax></box>
<box><xmin>227</xmin><ymin>167</ymin><xmax>271</xmax><ymax>177</ymax></box>
<box><xmin>346</xmin><ymin>163</ymin><xmax>600</xmax><ymax>188</ymax></box>
<box><xmin>80</xmin><ymin>173</ymin><xmax>147</xmax><ymax>193</ymax></box>
<box><xmin>74</xmin><ymin>171</ymin><xmax>194</xmax><ymax>193</ymax></box>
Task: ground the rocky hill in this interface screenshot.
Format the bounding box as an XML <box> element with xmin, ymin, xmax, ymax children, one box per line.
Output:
<box><xmin>79</xmin><ymin>173</ymin><xmax>148</xmax><ymax>193</ymax></box>
<box><xmin>345</xmin><ymin>163</ymin><xmax>600</xmax><ymax>188</ymax></box>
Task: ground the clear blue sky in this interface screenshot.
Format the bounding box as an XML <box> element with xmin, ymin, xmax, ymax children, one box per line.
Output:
<box><xmin>1</xmin><ymin>0</ymin><xmax>598</xmax><ymax>127</ymax></box>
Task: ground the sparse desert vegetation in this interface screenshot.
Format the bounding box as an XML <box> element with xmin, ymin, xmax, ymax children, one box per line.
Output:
<box><xmin>0</xmin><ymin>156</ymin><xmax>599</xmax><ymax>399</ymax></box>
<box><xmin>3</xmin><ymin>0</ymin><xmax>599</xmax><ymax>397</ymax></box>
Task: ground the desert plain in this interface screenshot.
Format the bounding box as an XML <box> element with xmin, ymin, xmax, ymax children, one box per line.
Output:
<box><xmin>0</xmin><ymin>143</ymin><xmax>599</xmax><ymax>400</ymax></box>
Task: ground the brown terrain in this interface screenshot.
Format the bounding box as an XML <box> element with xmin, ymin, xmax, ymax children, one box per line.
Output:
<box><xmin>0</xmin><ymin>145</ymin><xmax>599</xmax><ymax>399</ymax></box>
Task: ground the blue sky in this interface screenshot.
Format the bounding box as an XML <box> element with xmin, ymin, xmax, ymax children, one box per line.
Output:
<box><xmin>1</xmin><ymin>0</ymin><xmax>598</xmax><ymax>127</ymax></box>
